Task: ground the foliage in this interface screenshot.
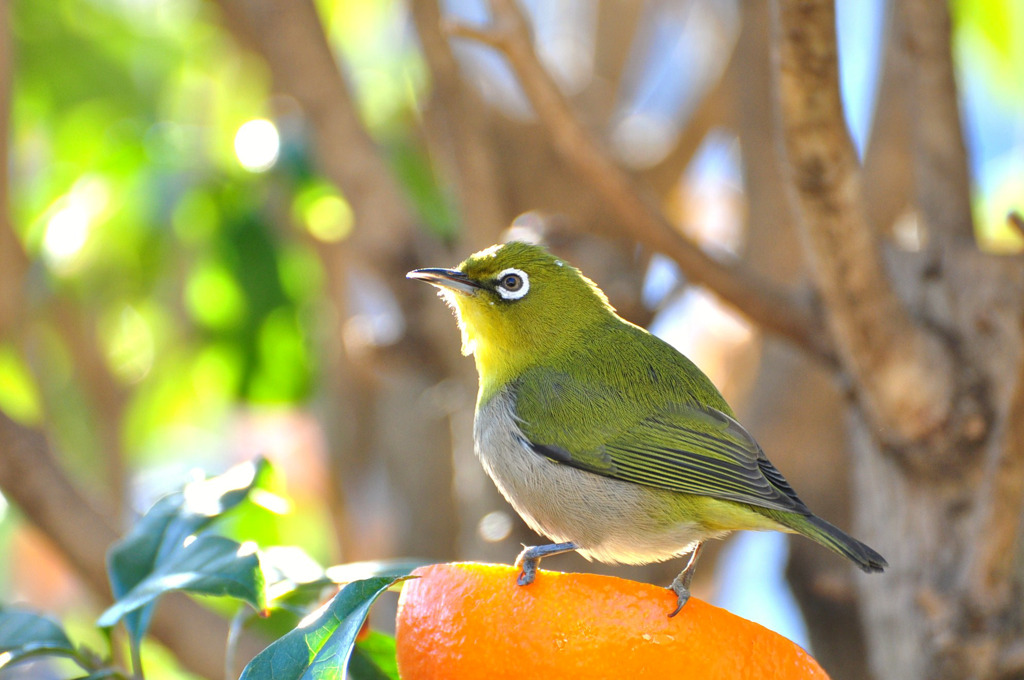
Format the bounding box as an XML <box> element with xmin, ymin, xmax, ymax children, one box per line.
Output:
<box><xmin>102</xmin><ymin>458</ymin><xmax>272</xmax><ymax>650</ymax></box>
<box><xmin>238</xmin><ymin>578</ymin><xmax>405</xmax><ymax>680</ymax></box>
<box><xmin>2</xmin><ymin>0</ymin><xmax>440</xmax><ymax>471</ymax></box>
<box><xmin>0</xmin><ymin>461</ymin><xmax>416</xmax><ymax>680</ymax></box>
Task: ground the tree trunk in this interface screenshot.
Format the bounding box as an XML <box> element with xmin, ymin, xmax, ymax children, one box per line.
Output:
<box><xmin>734</xmin><ymin>2</ymin><xmax>873</xmax><ymax>677</ymax></box>
<box><xmin>773</xmin><ymin>2</ymin><xmax>1024</xmax><ymax>678</ymax></box>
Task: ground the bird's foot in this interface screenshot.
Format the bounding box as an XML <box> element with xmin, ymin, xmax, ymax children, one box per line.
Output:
<box><xmin>667</xmin><ymin>579</ymin><xmax>691</xmax><ymax>618</ymax></box>
<box><xmin>514</xmin><ymin>542</ymin><xmax>579</xmax><ymax>586</ymax></box>
<box><xmin>517</xmin><ymin>557</ymin><xmax>537</xmax><ymax>586</ymax></box>
<box><xmin>666</xmin><ymin>542</ymin><xmax>705</xmax><ymax>617</ymax></box>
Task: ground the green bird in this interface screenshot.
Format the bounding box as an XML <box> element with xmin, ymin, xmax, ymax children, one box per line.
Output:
<box><xmin>408</xmin><ymin>241</ymin><xmax>886</xmax><ymax>615</ymax></box>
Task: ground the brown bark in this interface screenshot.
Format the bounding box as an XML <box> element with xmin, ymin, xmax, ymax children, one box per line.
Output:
<box><xmin>733</xmin><ymin>3</ymin><xmax>870</xmax><ymax>676</ymax></box>
<box><xmin>591</xmin><ymin>0</ymin><xmax>646</xmax><ymax>109</ymax></box>
<box><xmin>848</xmin><ymin>246</ymin><xmax>1024</xmax><ymax>680</ymax></box>
<box><xmin>213</xmin><ymin>0</ymin><xmax>418</xmax><ymax>258</ymax></box>
<box><xmin>773</xmin><ymin>2</ymin><xmax>1024</xmax><ymax>678</ymax></box>
<box><xmin>774</xmin><ymin>0</ymin><xmax>954</xmax><ymax>448</ymax></box>
<box><xmin>47</xmin><ymin>301</ymin><xmax>128</xmax><ymax>517</ymax></box>
<box><xmin>899</xmin><ymin>0</ymin><xmax>975</xmax><ymax>247</ymax></box>
<box><xmin>0</xmin><ymin>6</ymin><xmax>268</xmax><ymax>676</ymax></box>
<box><xmin>862</xmin><ymin>0</ymin><xmax>913</xmax><ymax>237</ymax></box>
<box><xmin>966</xmin><ymin>327</ymin><xmax>1024</xmax><ymax>617</ymax></box>
<box><xmin>410</xmin><ymin>0</ymin><xmax>508</xmax><ymax>249</ymax></box>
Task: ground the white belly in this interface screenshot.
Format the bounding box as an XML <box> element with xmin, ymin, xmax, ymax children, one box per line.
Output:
<box><xmin>474</xmin><ymin>389</ymin><xmax>727</xmax><ymax>565</ymax></box>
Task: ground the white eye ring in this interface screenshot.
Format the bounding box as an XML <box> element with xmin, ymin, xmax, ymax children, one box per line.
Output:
<box><xmin>495</xmin><ymin>268</ymin><xmax>530</xmax><ymax>300</ymax></box>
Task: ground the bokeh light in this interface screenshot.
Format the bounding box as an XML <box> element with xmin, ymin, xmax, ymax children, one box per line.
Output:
<box><xmin>303</xmin><ymin>194</ymin><xmax>353</xmax><ymax>242</ymax></box>
<box><xmin>233</xmin><ymin>118</ymin><xmax>280</xmax><ymax>172</ymax></box>
<box><xmin>478</xmin><ymin>510</ymin><xmax>513</xmax><ymax>543</ymax></box>
<box><xmin>41</xmin><ymin>176</ymin><xmax>111</xmax><ymax>272</ymax></box>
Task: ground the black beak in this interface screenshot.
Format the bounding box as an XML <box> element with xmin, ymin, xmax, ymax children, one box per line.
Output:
<box><xmin>406</xmin><ymin>268</ymin><xmax>484</xmax><ymax>295</ymax></box>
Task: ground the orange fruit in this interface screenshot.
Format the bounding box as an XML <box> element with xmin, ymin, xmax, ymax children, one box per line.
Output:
<box><xmin>395</xmin><ymin>562</ymin><xmax>828</xmax><ymax>680</ymax></box>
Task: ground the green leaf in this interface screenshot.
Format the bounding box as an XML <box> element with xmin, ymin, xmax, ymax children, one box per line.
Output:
<box><xmin>0</xmin><ymin>607</ymin><xmax>77</xmax><ymax>669</ymax></box>
<box><xmin>98</xmin><ymin>534</ymin><xmax>265</xmax><ymax>628</ymax></box>
<box><xmin>248</xmin><ymin>556</ymin><xmax>430</xmax><ymax>641</ymax></box>
<box><xmin>105</xmin><ymin>458</ymin><xmax>270</xmax><ymax>643</ymax></box>
<box><xmin>349</xmin><ymin>631</ymin><xmax>399</xmax><ymax>680</ymax></box>
<box><xmin>108</xmin><ymin>458</ymin><xmax>271</xmax><ymax>596</ymax></box>
<box><xmin>238</xmin><ymin>576</ymin><xmax>409</xmax><ymax>680</ymax></box>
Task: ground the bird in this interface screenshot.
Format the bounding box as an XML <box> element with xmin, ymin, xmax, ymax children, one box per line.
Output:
<box><xmin>407</xmin><ymin>240</ymin><xmax>886</xmax><ymax>616</ymax></box>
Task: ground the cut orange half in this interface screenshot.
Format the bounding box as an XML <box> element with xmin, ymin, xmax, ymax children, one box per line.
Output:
<box><xmin>395</xmin><ymin>562</ymin><xmax>829</xmax><ymax>679</ymax></box>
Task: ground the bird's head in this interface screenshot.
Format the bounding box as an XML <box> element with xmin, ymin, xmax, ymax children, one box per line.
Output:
<box><xmin>408</xmin><ymin>241</ymin><xmax>615</xmax><ymax>386</ymax></box>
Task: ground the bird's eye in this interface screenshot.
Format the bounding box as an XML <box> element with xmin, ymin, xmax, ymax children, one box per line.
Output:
<box><xmin>495</xmin><ymin>268</ymin><xmax>530</xmax><ymax>300</ymax></box>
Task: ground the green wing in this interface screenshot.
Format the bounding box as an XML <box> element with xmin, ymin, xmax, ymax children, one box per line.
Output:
<box><xmin>521</xmin><ymin>399</ymin><xmax>809</xmax><ymax>515</ymax></box>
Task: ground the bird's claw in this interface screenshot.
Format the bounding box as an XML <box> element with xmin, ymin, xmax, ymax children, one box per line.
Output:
<box><xmin>515</xmin><ymin>546</ymin><xmax>538</xmax><ymax>586</ymax></box>
<box><xmin>517</xmin><ymin>563</ymin><xmax>537</xmax><ymax>586</ymax></box>
<box><xmin>667</xmin><ymin>584</ymin><xmax>690</xmax><ymax>618</ymax></box>
<box><xmin>666</xmin><ymin>542</ymin><xmax>704</xmax><ymax>617</ymax></box>
<box><xmin>514</xmin><ymin>542</ymin><xmax>577</xmax><ymax>587</ymax></box>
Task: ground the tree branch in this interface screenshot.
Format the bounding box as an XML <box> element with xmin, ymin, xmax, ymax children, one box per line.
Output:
<box><xmin>899</xmin><ymin>0</ymin><xmax>975</xmax><ymax>246</ymax></box>
<box><xmin>212</xmin><ymin>0</ymin><xmax>412</xmax><ymax>560</ymax></box>
<box><xmin>1</xmin><ymin>12</ymin><xmax>169</xmax><ymax>666</ymax></box>
<box><xmin>214</xmin><ymin>0</ymin><xmax>467</xmax><ymax>564</ymax></box>
<box><xmin>966</xmin><ymin>319</ymin><xmax>1024</xmax><ymax>614</ymax></box>
<box><xmin>446</xmin><ymin>0</ymin><xmax>828</xmax><ymax>359</ymax></box>
<box><xmin>0</xmin><ymin>0</ymin><xmax>29</xmax><ymax>340</ymax></box>
<box><xmin>735</xmin><ymin>0</ymin><xmax>805</xmax><ymax>285</ymax></box>
<box><xmin>0</xmin><ymin>411</ymin><xmax>268</xmax><ymax>680</ymax></box>
<box><xmin>862</xmin><ymin>0</ymin><xmax>913</xmax><ymax>236</ymax></box>
<box><xmin>773</xmin><ymin>0</ymin><xmax>954</xmax><ymax>443</ymax></box>
<box><xmin>1008</xmin><ymin>210</ymin><xmax>1024</xmax><ymax>240</ymax></box>
<box><xmin>591</xmin><ymin>0</ymin><xmax>646</xmax><ymax>108</ymax></box>
<box><xmin>411</xmin><ymin>0</ymin><xmax>508</xmax><ymax>248</ymax></box>
<box><xmin>47</xmin><ymin>300</ymin><xmax>129</xmax><ymax>516</ymax></box>
<box><xmin>212</xmin><ymin>0</ymin><xmax>419</xmax><ymax>259</ymax></box>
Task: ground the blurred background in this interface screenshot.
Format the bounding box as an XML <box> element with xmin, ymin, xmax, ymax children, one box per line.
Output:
<box><xmin>0</xmin><ymin>0</ymin><xmax>1021</xmax><ymax>678</ymax></box>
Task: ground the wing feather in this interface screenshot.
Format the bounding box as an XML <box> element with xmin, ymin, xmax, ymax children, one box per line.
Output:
<box><xmin>524</xmin><ymin>402</ymin><xmax>808</xmax><ymax>514</ymax></box>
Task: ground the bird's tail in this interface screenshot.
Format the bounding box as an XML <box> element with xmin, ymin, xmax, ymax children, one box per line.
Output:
<box><xmin>782</xmin><ymin>513</ymin><xmax>888</xmax><ymax>573</ymax></box>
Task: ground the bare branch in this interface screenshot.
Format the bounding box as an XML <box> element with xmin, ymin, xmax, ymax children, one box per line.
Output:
<box><xmin>0</xmin><ymin>411</ymin><xmax>268</xmax><ymax>680</ymax></box>
<box><xmin>215</xmin><ymin>0</ymin><xmax>468</xmax><ymax>564</ymax></box>
<box><xmin>1008</xmin><ymin>211</ymin><xmax>1024</xmax><ymax>240</ymax></box>
<box><xmin>862</xmin><ymin>0</ymin><xmax>913</xmax><ymax>236</ymax></box>
<box><xmin>0</xmin><ymin>0</ymin><xmax>29</xmax><ymax>339</ymax></box>
<box><xmin>966</xmin><ymin>320</ymin><xmax>1024</xmax><ymax>614</ymax></box>
<box><xmin>445</xmin><ymin>20</ymin><xmax>507</xmax><ymax>50</ymax></box>
<box><xmin>411</xmin><ymin>0</ymin><xmax>507</xmax><ymax>248</ymax></box>
<box><xmin>773</xmin><ymin>0</ymin><xmax>954</xmax><ymax>443</ymax></box>
<box><xmin>591</xmin><ymin>0</ymin><xmax>646</xmax><ymax>105</ymax></box>
<box><xmin>448</xmin><ymin>0</ymin><xmax>829</xmax><ymax>359</ymax></box>
<box><xmin>213</xmin><ymin>0</ymin><xmax>405</xmax><ymax>559</ymax></box>
<box><xmin>899</xmin><ymin>0</ymin><xmax>975</xmax><ymax>245</ymax></box>
<box><xmin>212</xmin><ymin>0</ymin><xmax>418</xmax><ymax>258</ymax></box>
<box><xmin>48</xmin><ymin>300</ymin><xmax>129</xmax><ymax>516</ymax></box>
<box><xmin>2</xmin><ymin>2</ymin><xmax>128</xmax><ymax>518</ymax></box>
<box><xmin>734</xmin><ymin>0</ymin><xmax>805</xmax><ymax>285</ymax></box>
